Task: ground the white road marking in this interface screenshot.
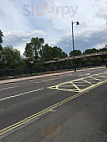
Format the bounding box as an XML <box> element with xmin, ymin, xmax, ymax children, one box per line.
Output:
<box><xmin>34</xmin><ymin>81</ymin><xmax>42</xmax><ymax>84</ymax></box>
<box><xmin>0</xmin><ymin>86</ymin><xmax>18</xmax><ymax>92</ymax></box>
<box><xmin>67</xmin><ymin>74</ymin><xmax>74</xmax><ymax>76</ymax></box>
<box><xmin>0</xmin><ymin>87</ymin><xmax>45</xmax><ymax>102</ymax></box>
<box><xmin>45</xmin><ymin>78</ymin><xmax>59</xmax><ymax>81</ymax></box>
<box><xmin>34</xmin><ymin>78</ymin><xmax>59</xmax><ymax>84</ymax></box>
<box><xmin>79</xmin><ymin>73</ymin><xmax>91</xmax><ymax>77</ymax></box>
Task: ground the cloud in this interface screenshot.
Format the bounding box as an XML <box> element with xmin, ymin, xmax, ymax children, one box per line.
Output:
<box><xmin>0</xmin><ymin>0</ymin><xmax>107</xmax><ymax>55</ymax></box>
<box><xmin>44</xmin><ymin>0</ymin><xmax>107</xmax><ymax>31</ymax></box>
<box><xmin>56</xmin><ymin>28</ymin><xmax>107</xmax><ymax>54</ymax></box>
<box><xmin>0</xmin><ymin>1</ymin><xmax>33</xmax><ymax>32</ymax></box>
<box><xmin>3</xmin><ymin>30</ymin><xmax>46</xmax><ymax>54</ymax></box>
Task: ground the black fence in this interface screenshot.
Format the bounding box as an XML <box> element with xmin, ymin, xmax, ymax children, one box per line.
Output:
<box><xmin>0</xmin><ymin>63</ymin><xmax>106</xmax><ymax>80</ymax></box>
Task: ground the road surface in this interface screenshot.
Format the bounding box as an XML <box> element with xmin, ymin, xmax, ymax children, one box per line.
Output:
<box><xmin>0</xmin><ymin>67</ymin><xmax>107</xmax><ymax>142</ymax></box>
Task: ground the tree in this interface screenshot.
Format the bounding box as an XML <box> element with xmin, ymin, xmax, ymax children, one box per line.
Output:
<box><xmin>1</xmin><ymin>46</ymin><xmax>21</xmax><ymax>69</ymax></box>
<box><xmin>52</xmin><ymin>46</ymin><xmax>67</xmax><ymax>59</ymax></box>
<box><xmin>24</xmin><ymin>37</ymin><xmax>44</xmax><ymax>61</ymax></box>
<box><xmin>84</xmin><ymin>48</ymin><xmax>98</xmax><ymax>54</ymax></box>
<box><xmin>0</xmin><ymin>30</ymin><xmax>3</xmax><ymax>50</ymax></box>
<box><xmin>0</xmin><ymin>30</ymin><xmax>3</xmax><ymax>63</ymax></box>
<box><xmin>98</xmin><ymin>47</ymin><xmax>107</xmax><ymax>52</ymax></box>
<box><xmin>40</xmin><ymin>44</ymin><xmax>54</xmax><ymax>61</ymax></box>
<box><xmin>69</xmin><ymin>50</ymin><xmax>81</xmax><ymax>57</ymax></box>
<box><xmin>40</xmin><ymin>45</ymin><xmax>67</xmax><ymax>61</ymax></box>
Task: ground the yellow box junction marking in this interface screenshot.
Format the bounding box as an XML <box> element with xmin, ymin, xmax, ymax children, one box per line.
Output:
<box><xmin>0</xmin><ymin>71</ymin><xmax>107</xmax><ymax>136</ymax></box>
<box><xmin>47</xmin><ymin>71</ymin><xmax>107</xmax><ymax>93</ymax></box>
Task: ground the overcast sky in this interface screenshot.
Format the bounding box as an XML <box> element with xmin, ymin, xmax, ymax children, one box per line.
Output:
<box><xmin>0</xmin><ymin>0</ymin><xmax>107</xmax><ymax>54</ymax></box>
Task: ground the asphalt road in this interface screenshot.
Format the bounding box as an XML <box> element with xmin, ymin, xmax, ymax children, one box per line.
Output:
<box><xmin>0</xmin><ymin>67</ymin><xmax>107</xmax><ymax>142</ymax></box>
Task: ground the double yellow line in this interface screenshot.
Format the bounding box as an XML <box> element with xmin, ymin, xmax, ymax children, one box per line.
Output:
<box><xmin>0</xmin><ymin>92</ymin><xmax>84</xmax><ymax>136</ymax></box>
<box><xmin>0</xmin><ymin>72</ymin><xmax>107</xmax><ymax>136</ymax></box>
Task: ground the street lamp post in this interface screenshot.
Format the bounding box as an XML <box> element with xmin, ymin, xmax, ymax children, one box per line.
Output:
<box><xmin>72</xmin><ymin>21</ymin><xmax>74</xmax><ymax>51</ymax></box>
<box><xmin>71</xmin><ymin>21</ymin><xmax>79</xmax><ymax>71</ymax></box>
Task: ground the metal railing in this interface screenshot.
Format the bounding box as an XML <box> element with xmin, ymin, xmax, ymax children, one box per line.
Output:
<box><xmin>0</xmin><ymin>63</ymin><xmax>105</xmax><ymax>80</ymax></box>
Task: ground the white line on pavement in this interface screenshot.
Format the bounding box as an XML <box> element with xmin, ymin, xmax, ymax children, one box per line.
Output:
<box><xmin>0</xmin><ymin>87</ymin><xmax>45</xmax><ymax>102</ymax></box>
<box><xmin>34</xmin><ymin>81</ymin><xmax>42</xmax><ymax>84</ymax></box>
<box><xmin>34</xmin><ymin>78</ymin><xmax>59</xmax><ymax>84</ymax></box>
<box><xmin>0</xmin><ymin>86</ymin><xmax>18</xmax><ymax>92</ymax></box>
<box><xmin>79</xmin><ymin>73</ymin><xmax>91</xmax><ymax>77</ymax></box>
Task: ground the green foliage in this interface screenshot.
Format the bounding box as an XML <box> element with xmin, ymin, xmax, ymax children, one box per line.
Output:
<box><xmin>83</xmin><ymin>48</ymin><xmax>98</xmax><ymax>54</ymax></box>
<box><xmin>98</xmin><ymin>47</ymin><xmax>107</xmax><ymax>52</ymax></box>
<box><xmin>52</xmin><ymin>46</ymin><xmax>67</xmax><ymax>59</ymax></box>
<box><xmin>0</xmin><ymin>30</ymin><xmax>3</xmax><ymax>44</ymax></box>
<box><xmin>0</xmin><ymin>27</ymin><xmax>107</xmax><ymax>71</ymax></box>
<box><xmin>1</xmin><ymin>46</ymin><xmax>22</xmax><ymax>69</ymax></box>
<box><xmin>0</xmin><ymin>30</ymin><xmax>3</xmax><ymax>53</ymax></box>
<box><xmin>40</xmin><ymin>44</ymin><xmax>67</xmax><ymax>61</ymax></box>
<box><xmin>24</xmin><ymin>37</ymin><xmax>44</xmax><ymax>61</ymax></box>
<box><xmin>0</xmin><ymin>30</ymin><xmax>3</xmax><ymax>61</ymax></box>
<box><xmin>40</xmin><ymin>44</ymin><xmax>53</xmax><ymax>61</ymax></box>
<box><xmin>69</xmin><ymin>50</ymin><xmax>81</xmax><ymax>57</ymax></box>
